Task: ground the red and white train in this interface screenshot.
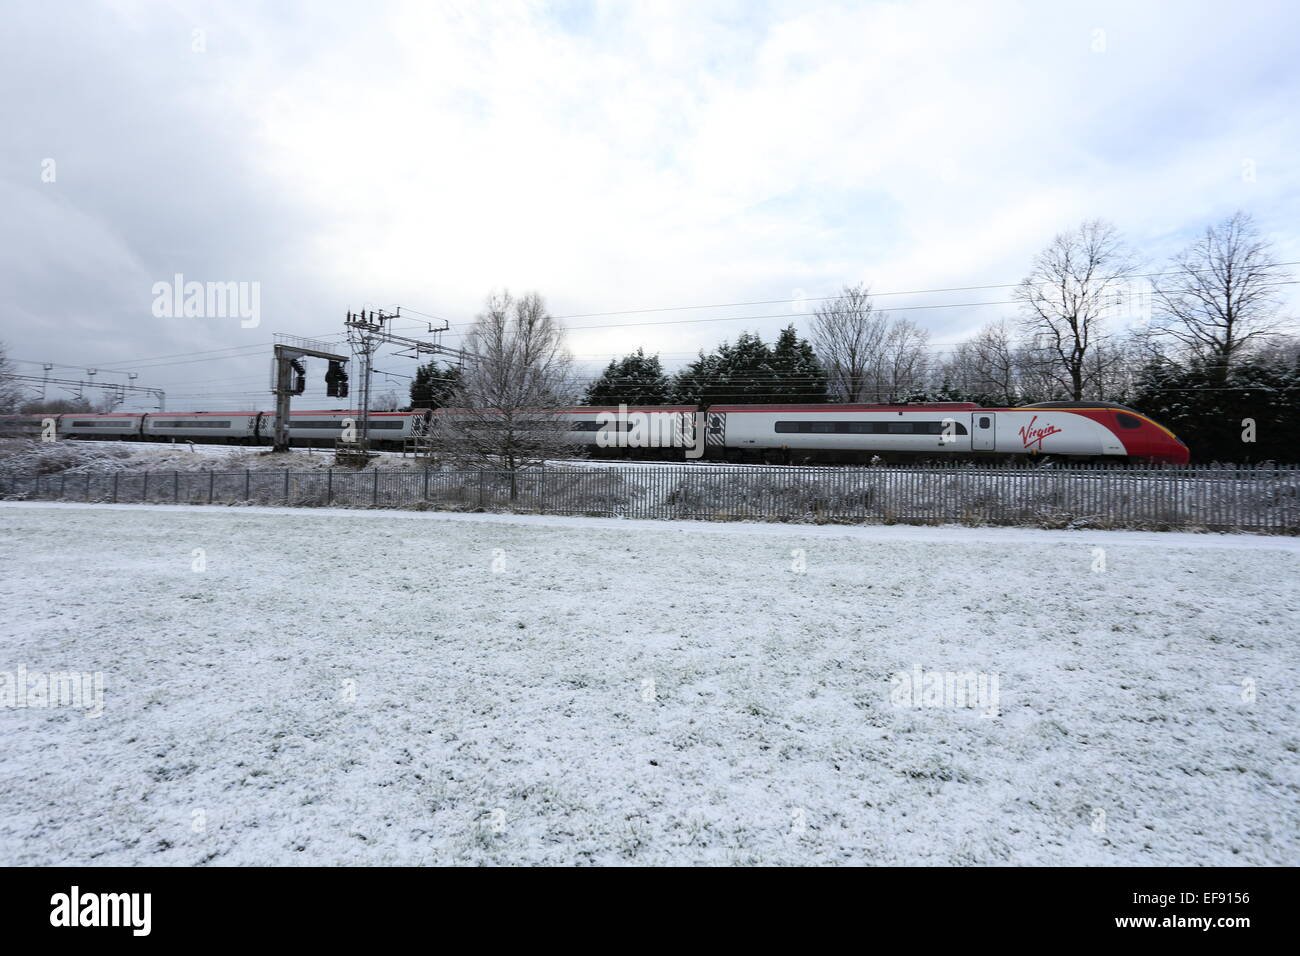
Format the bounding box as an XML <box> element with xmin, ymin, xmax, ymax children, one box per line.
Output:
<box><xmin>0</xmin><ymin>400</ymin><xmax>1190</xmax><ymax>463</ymax></box>
<box><xmin>702</xmin><ymin>401</ymin><xmax>1190</xmax><ymax>464</ymax></box>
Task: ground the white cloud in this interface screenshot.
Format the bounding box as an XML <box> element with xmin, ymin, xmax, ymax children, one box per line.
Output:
<box><xmin>3</xmin><ymin>0</ymin><xmax>1297</xmax><ymax>401</ymax></box>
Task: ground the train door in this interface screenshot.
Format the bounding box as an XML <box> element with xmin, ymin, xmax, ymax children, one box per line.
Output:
<box><xmin>972</xmin><ymin>412</ymin><xmax>995</xmax><ymax>451</ymax></box>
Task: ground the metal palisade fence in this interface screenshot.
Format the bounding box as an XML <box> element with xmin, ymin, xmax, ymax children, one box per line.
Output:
<box><xmin>3</xmin><ymin>462</ymin><xmax>1298</xmax><ymax>533</ymax></box>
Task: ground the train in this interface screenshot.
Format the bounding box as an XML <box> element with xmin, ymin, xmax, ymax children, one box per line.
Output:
<box><xmin>0</xmin><ymin>409</ymin><xmax>426</xmax><ymax>447</ymax></box>
<box><xmin>0</xmin><ymin>400</ymin><xmax>1190</xmax><ymax>464</ymax></box>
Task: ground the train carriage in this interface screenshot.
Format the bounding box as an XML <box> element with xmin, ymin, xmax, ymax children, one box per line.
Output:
<box><xmin>707</xmin><ymin>402</ymin><xmax>1188</xmax><ymax>464</ymax></box>
<box><xmin>1002</xmin><ymin>402</ymin><xmax>1188</xmax><ymax>463</ymax></box>
<box><xmin>710</xmin><ymin>403</ymin><xmax>976</xmax><ymax>463</ymax></box>
<box><xmin>262</xmin><ymin>408</ymin><xmax>431</xmax><ymax>447</ymax></box>
<box><xmin>141</xmin><ymin>411</ymin><xmax>259</xmax><ymax>442</ymax></box>
<box><xmin>564</xmin><ymin>406</ymin><xmax>699</xmax><ymax>456</ymax></box>
<box><xmin>0</xmin><ymin>414</ymin><xmax>57</xmax><ymax>438</ymax></box>
<box><xmin>57</xmin><ymin>413</ymin><xmax>145</xmax><ymax>439</ymax></box>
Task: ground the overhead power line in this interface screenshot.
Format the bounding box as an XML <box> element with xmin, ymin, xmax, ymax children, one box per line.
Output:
<box><xmin>377</xmin><ymin>262</ymin><xmax>1300</xmax><ymax>331</ymax></box>
<box><xmin>16</xmin><ymin>264</ymin><xmax>1300</xmax><ymax>375</ymax></box>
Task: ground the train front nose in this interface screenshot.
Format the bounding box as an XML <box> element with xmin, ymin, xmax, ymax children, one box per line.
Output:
<box><xmin>1155</xmin><ymin>433</ymin><xmax>1190</xmax><ymax>464</ymax></box>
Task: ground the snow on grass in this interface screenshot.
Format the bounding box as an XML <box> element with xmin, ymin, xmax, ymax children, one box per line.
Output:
<box><xmin>1</xmin><ymin>502</ymin><xmax>1296</xmax><ymax>865</ymax></box>
<box><xmin>0</xmin><ymin>439</ymin><xmax>406</xmax><ymax>477</ymax></box>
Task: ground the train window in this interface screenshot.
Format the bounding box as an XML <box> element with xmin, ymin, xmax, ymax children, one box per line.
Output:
<box><xmin>289</xmin><ymin>419</ymin><xmax>403</xmax><ymax>429</ymax></box>
<box><xmin>979</xmin><ymin>416</ymin><xmax>990</xmax><ymax>428</ymax></box>
<box><xmin>152</xmin><ymin>420</ymin><xmax>233</xmax><ymax>428</ymax></box>
<box><xmin>774</xmin><ymin>420</ymin><xmax>967</xmax><ymax>435</ymax></box>
<box><xmin>1116</xmin><ymin>413</ymin><xmax>1142</xmax><ymax>429</ymax></box>
<box><xmin>919</xmin><ymin>421</ymin><xmax>969</xmax><ymax>435</ymax></box>
<box><xmin>570</xmin><ymin>421</ymin><xmax>632</xmax><ymax>432</ymax></box>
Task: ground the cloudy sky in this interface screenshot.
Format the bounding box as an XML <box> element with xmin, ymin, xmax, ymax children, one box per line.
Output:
<box><xmin>2</xmin><ymin>0</ymin><xmax>1298</xmax><ymax>410</ymax></box>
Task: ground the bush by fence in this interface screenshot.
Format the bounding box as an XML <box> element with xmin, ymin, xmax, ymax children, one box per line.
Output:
<box><xmin>4</xmin><ymin>462</ymin><xmax>1298</xmax><ymax>533</ymax></box>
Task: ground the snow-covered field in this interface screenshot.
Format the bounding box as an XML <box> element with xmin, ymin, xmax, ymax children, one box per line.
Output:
<box><xmin>1</xmin><ymin>501</ymin><xmax>1297</xmax><ymax>865</ymax></box>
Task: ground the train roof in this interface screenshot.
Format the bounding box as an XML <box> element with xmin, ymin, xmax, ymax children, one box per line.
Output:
<box><xmin>709</xmin><ymin>403</ymin><xmax>980</xmax><ymax>412</ymax></box>
<box><xmin>146</xmin><ymin>410</ymin><xmax>259</xmax><ymax>416</ymax></box>
<box><xmin>1018</xmin><ymin>401</ymin><xmax>1142</xmax><ymax>413</ymax></box>
<box><xmin>562</xmin><ymin>406</ymin><xmax>699</xmax><ymax>413</ymax></box>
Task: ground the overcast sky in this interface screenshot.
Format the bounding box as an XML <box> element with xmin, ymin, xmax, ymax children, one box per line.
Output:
<box><xmin>2</xmin><ymin>0</ymin><xmax>1298</xmax><ymax>410</ymax></box>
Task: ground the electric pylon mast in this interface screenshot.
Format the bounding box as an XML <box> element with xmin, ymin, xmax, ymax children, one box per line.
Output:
<box><xmin>343</xmin><ymin>307</ymin><xmax>468</xmax><ymax>453</ymax></box>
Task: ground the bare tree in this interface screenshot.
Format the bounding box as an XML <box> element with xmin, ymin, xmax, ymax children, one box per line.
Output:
<box><xmin>1152</xmin><ymin>211</ymin><xmax>1286</xmax><ymax>378</ymax></box>
<box><xmin>0</xmin><ymin>342</ymin><xmax>23</xmax><ymax>413</ymax></box>
<box><xmin>933</xmin><ymin>340</ymin><xmax>978</xmax><ymax>398</ymax></box>
<box><xmin>1252</xmin><ymin>333</ymin><xmax>1300</xmax><ymax>368</ymax></box>
<box><xmin>1015</xmin><ymin>219</ymin><xmax>1138</xmax><ymax>400</ymax></box>
<box><xmin>1082</xmin><ymin>331</ymin><xmax>1142</xmax><ymax>402</ymax></box>
<box><xmin>963</xmin><ymin>320</ymin><xmax>1019</xmax><ymax>405</ymax></box>
<box><xmin>875</xmin><ymin>317</ymin><xmax>930</xmax><ymax>400</ymax></box>
<box><xmin>18</xmin><ymin>397</ymin><xmax>94</xmax><ymax>414</ymax></box>
<box><xmin>431</xmin><ymin>290</ymin><xmax>578</xmax><ymax>477</ymax></box>
<box><xmin>810</xmin><ymin>284</ymin><xmax>890</xmax><ymax>402</ymax></box>
<box><xmin>1013</xmin><ymin>341</ymin><xmax>1065</xmax><ymax>403</ymax></box>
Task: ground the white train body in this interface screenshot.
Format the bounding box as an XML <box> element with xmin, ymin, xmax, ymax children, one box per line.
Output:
<box><xmin>141</xmin><ymin>411</ymin><xmax>259</xmax><ymax>440</ymax></box>
<box><xmin>560</xmin><ymin>406</ymin><xmax>698</xmax><ymax>450</ymax></box>
<box><xmin>265</xmin><ymin>409</ymin><xmax>430</xmax><ymax>443</ymax></box>
<box><xmin>58</xmin><ymin>413</ymin><xmax>145</xmax><ymax>438</ymax></box>
<box><xmin>707</xmin><ymin>403</ymin><xmax>1184</xmax><ymax>463</ymax></box>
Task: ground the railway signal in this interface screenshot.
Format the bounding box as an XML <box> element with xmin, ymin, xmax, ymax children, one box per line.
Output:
<box><xmin>269</xmin><ymin>334</ymin><xmax>351</xmax><ymax>452</ymax></box>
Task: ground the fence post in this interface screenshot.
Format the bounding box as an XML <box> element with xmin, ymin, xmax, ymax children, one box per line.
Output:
<box><xmin>85</xmin><ymin>472</ymin><xmax>91</xmax><ymax>501</ymax></box>
<box><xmin>245</xmin><ymin>469</ymin><xmax>251</xmax><ymax>502</ymax></box>
<box><xmin>422</xmin><ymin>467</ymin><xmax>429</xmax><ymax>501</ymax></box>
<box><xmin>112</xmin><ymin>471</ymin><xmax>119</xmax><ymax>504</ymax></box>
<box><xmin>208</xmin><ymin>470</ymin><xmax>214</xmax><ymax>504</ymax></box>
<box><xmin>142</xmin><ymin>471</ymin><xmax>148</xmax><ymax>502</ymax></box>
<box><xmin>373</xmin><ymin>469</ymin><xmax>379</xmax><ymax>507</ymax></box>
<box><xmin>327</xmin><ymin>468</ymin><xmax>333</xmax><ymax>506</ymax></box>
<box><xmin>285</xmin><ymin>468</ymin><xmax>291</xmax><ymax>505</ymax></box>
<box><xmin>478</xmin><ymin>470</ymin><xmax>485</xmax><ymax>509</ymax></box>
<box><xmin>174</xmin><ymin>470</ymin><xmax>179</xmax><ymax>503</ymax></box>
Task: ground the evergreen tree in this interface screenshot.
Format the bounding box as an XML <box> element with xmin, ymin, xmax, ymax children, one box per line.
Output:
<box><xmin>671</xmin><ymin>328</ymin><xmax>831</xmax><ymax>405</ymax></box>
<box><xmin>768</xmin><ymin>325</ymin><xmax>828</xmax><ymax>403</ymax></box>
<box><xmin>583</xmin><ymin>348</ymin><xmax>672</xmax><ymax>405</ymax></box>
<box><xmin>409</xmin><ymin>361</ymin><xmax>463</xmax><ymax>409</ymax></box>
<box><xmin>1133</xmin><ymin>355</ymin><xmax>1299</xmax><ymax>462</ymax></box>
<box><xmin>671</xmin><ymin>333</ymin><xmax>765</xmax><ymax>404</ymax></box>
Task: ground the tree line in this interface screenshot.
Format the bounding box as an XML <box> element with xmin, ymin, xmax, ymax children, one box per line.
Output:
<box><xmin>410</xmin><ymin>211</ymin><xmax>1296</xmax><ymax>463</ymax></box>
<box><xmin>3</xmin><ymin>209</ymin><xmax>1288</xmax><ymax>467</ymax></box>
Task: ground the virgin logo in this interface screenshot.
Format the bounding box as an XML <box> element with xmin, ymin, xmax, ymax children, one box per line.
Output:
<box><xmin>1018</xmin><ymin>415</ymin><xmax>1063</xmax><ymax>450</ymax></box>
